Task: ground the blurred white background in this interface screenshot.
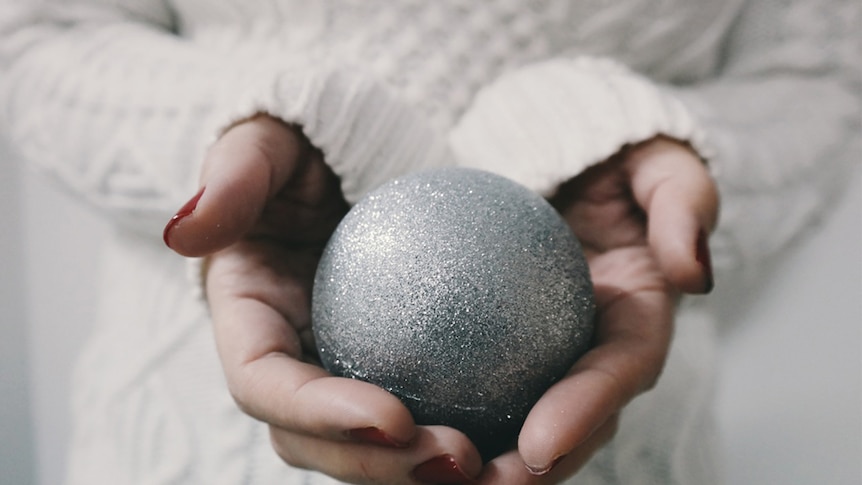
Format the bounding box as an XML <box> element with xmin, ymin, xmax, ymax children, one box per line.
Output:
<box><xmin>1</xmin><ymin>143</ymin><xmax>860</xmax><ymax>484</ymax></box>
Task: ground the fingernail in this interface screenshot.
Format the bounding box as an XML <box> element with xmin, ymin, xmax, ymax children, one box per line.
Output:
<box><xmin>411</xmin><ymin>454</ymin><xmax>475</xmax><ymax>484</ymax></box>
<box><xmin>525</xmin><ymin>454</ymin><xmax>566</xmax><ymax>476</ymax></box>
<box><xmin>696</xmin><ymin>229</ymin><xmax>714</xmax><ymax>294</ymax></box>
<box><xmin>346</xmin><ymin>427</ymin><xmax>409</xmax><ymax>448</ymax></box>
<box><xmin>163</xmin><ymin>187</ymin><xmax>205</xmax><ymax>248</ymax></box>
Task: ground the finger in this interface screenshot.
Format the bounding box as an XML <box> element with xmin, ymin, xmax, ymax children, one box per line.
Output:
<box><xmin>271</xmin><ymin>425</ymin><xmax>482</xmax><ymax>485</ymax></box>
<box><xmin>164</xmin><ymin>116</ymin><xmax>307</xmax><ymax>256</ymax></box>
<box><xmin>549</xmin><ymin>160</ymin><xmax>647</xmax><ymax>253</ymax></box>
<box><xmin>517</xmin><ymin>248</ymin><xmax>674</xmax><ymax>473</ymax></box>
<box><xmin>477</xmin><ymin>416</ymin><xmax>618</xmax><ymax>484</ymax></box>
<box><xmin>205</xmin><ymin>246</ymin><xmax>417</xmax><ymax>446</ymax></box>
<box><xmin>623</xmin><ymin>137</ymin><xmax>719</xmax><ymax>293</ymax></box>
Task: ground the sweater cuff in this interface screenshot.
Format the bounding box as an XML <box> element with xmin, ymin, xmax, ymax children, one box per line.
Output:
<box><xmin>449</xmin><ymin>56</ymin><xmax>711</xmax><ymax>196</ymax></box>
<box><xmin>187</xmin><ymin>66</ymin><xmax>455</xmax><ymax>300</ymax></box>
<box><xmin>205</xmin><ymin>65</ymin><xmax>454</xmax><ymax>204</ymax></box>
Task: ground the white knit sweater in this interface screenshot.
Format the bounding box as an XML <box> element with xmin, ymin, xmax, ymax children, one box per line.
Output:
<box><xmin>1</xmin><ymin>1</ymin><xmax>859</xmax><ymax>484</ymax></box>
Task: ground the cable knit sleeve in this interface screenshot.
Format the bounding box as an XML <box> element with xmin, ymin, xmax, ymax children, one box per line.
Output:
<box><xmin>0</xmin><ymin>1</ymin><xmax>452</xmax><ymax>236</ymax></box>
<box><xmin>671</xmin><ymin>0</ymin><xmax>860</xmax><ymax>273</ymax></box>
<box><xmin>450</xmin><ymin>0</ymin><xmax>859</xmax><ymax>274</ymax></box>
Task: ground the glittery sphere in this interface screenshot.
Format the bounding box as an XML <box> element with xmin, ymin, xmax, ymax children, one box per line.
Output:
<box><xmin>312</xmin><ymin>167</ymin><xmax>595</xmax><ymax>460</ymax></box>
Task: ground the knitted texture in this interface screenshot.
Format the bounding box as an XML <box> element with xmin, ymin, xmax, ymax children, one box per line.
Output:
<box><xmin>450</xmin><ymin>56</ymin><xmax>711</xmax><ymax>196</ymax></box>
<box><xmin>1</xmin><ymin>1</ymin><xmax>859</xmax><ymax>484</ymax></box>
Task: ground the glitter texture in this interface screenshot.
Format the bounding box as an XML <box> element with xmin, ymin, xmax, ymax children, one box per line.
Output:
<box><xmin>312</xmin><ymin>167</ymin><xmax>595</xmax><ymax>460</ymax></box>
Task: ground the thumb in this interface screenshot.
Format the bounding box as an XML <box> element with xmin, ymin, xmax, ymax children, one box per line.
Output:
<box><xmin>163</xmin><ymin>116</ymin><xmax>306</xmax><ymax>257</ymax></box>
<box><xmin>624</xmin><ymin>137</ymin><xmax>719</xmax><ymax>294</ymax></box>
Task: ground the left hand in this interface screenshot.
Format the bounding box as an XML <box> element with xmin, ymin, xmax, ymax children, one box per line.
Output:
<box><xmin>165</xmin><ymin>115</ymin><xmax>485</xmax><ymax>485</ymax></box>
<box><xmin>476</xmin><ymin>136</ymin><xmax>719</xmax><ymax>483</ymax></box>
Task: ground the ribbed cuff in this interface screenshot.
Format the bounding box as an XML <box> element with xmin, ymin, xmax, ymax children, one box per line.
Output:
<box><xmin>187</xmin><ymin>65</ymin><xmax>456</xmax><ymax>298</ymax></box>
<box><xmin>449</xmin><ymin>56</ymin><xmax>711</xmax><ymax>195</ymax></box>
<box><xmin>205</xmin><ymin>65</ymin><xmax>454</xmax><ymax>204</ymax></box>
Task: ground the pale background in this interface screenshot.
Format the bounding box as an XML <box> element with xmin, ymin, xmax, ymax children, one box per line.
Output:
<box><xmin>1</xmin><ymin>141</ymin><xmax>860</xmax><ymax>484</ymax></box>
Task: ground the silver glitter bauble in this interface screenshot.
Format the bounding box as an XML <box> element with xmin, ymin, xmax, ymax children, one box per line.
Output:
<box><xmin>312</xmin><ymin>167</ymin><xmax>595</xmax><ymax>460</ymax></box>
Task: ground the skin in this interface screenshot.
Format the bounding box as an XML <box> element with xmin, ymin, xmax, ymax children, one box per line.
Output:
<box><xmin>166</xmin><ymin>114</ymin><xmax>719</xmax><ymax>485</ymax></box>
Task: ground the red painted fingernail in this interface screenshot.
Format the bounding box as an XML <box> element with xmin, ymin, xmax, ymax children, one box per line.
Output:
<box><xmin>411</xmin><ymin>455</ymin><xmax>475</xmax><ymax>484</ymax></box>
<box><xmin>696</xmin><ymin>229</ymin><xmax>714</xmax><ymax>294</ymax></box>
<box><xmin>346</xmin><ymin>427</ymin><xmax>409</xmax><ymax>448</ymax></box>
<box><xmin>163</xmin><ymin>187</ymin><xmax>205</xmax><ymax>248</ymax></box>
<box><xmin>525</xmin><ymin>454</ymin><xmax>566</xmax><ymax>476</ymax></box>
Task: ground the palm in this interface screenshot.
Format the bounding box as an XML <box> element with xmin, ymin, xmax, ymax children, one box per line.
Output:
<box><xmin>223</xmin><ymin>152</ymin><xmax>349</xmax><ymax>363</ymax></box>
<box><xmin>551</xmin><ymin>155</ymin><xmax>673</xmax><ymax>317</ymax></box>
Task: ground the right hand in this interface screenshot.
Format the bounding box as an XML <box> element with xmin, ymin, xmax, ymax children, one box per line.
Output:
<box><xmin>164</xmin><ymin>115</ymin><xmax>482</xmax><ymax>485</ymax></box>
<box><xmin>476</xmin><ymin>136</ymin><xmax>718</xmax><ymax>484</ymax></box>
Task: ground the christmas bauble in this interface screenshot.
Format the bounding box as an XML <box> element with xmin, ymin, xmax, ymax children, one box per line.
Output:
<box><xmin>312</xmin><ymin>167</ymin><xmax>595</xmax><ymax>460</ymax></box>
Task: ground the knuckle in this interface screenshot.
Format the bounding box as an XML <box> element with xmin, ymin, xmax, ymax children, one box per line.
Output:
<box><xmin>634</xmin><ymin>349</ymin><xmax>668</xmax><ymax>393</ymax></box>
<box><xmin>641</xmin><ymin>371</ymin><xmax>661</xmax><ymax>392</ymax></box>
<box><xmin>269</xmin><ymin>430</ymin><xmax>306</xmax><ymax>469</ymax></box>
<box><xmin>598</xmin><ymin>415</ymin><xmax>621</xmax><ymax>446</ymax></box>
<box><xmin>226</xmin><ymin>368</ymin><xmax>269</xmax><ymax>418</ymax></box>
<box><xmin>356</xmin><ymin>461</ymin><xmax>376</xmax><ymax>483</ymax></box>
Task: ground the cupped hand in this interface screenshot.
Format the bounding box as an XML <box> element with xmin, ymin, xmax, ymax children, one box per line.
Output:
<box><xmin>475</xmin><ymin>136</ymin><xmax>719</xmax><ymax>484</ymax></box>
<box><xmin>164</xmin><ymin>115</ymin><xmax>483</xmax><ymax>485</ymax></box>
